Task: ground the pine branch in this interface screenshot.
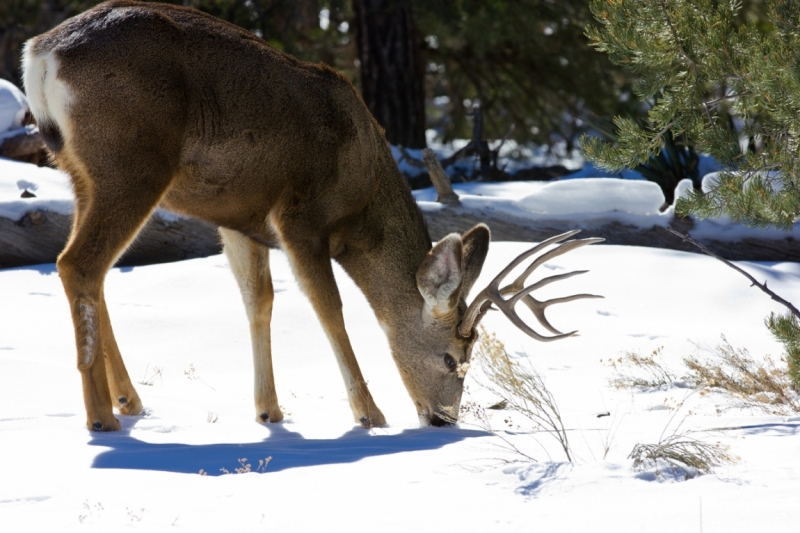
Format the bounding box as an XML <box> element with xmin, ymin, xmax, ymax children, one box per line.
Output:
<box><xmin>665</xmin><ymin>227</ymin><xmax>800</xmax><ymax>319</ymax></box>
<box><xmin>659</xmin><ymin>0</ymin><xmax>696</xmax><ymax>72</ymax></box>
<box><xmin>702</xmin><ymin>92</ymin><xmax>751</xmax><ymax>109</ymax></box>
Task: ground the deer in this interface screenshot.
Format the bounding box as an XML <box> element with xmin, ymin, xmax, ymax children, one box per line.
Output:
<box><xmin>22</xmin><ymin>0</ymin><xmax>603</xmax><ymax>432</ymax></box>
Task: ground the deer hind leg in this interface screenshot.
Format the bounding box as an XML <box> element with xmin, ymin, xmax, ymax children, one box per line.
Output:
<box><xmin>220</xmin><ymin>228</ymin><xmax>283</xmax><ymax>423</ymax></box>
<box><xmin>99</xmin><ymin>291</ymin><xmax>143</xmax><ymax>416</ymax></box>
<box><xmin>274</xmin><ymin>222</ymin><xmax>385</xmax><ymax>428</ymax></box>
<box><xmin>57</xmin><ymin>162</ymin><xmax>168</xmax><ymax>432</ymax></box>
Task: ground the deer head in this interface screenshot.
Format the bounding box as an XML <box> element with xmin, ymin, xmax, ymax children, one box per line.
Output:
<box><xmin>395</xmin><ymin>226</ymin><xmax>604</xmax><ymax>426</ymax></box>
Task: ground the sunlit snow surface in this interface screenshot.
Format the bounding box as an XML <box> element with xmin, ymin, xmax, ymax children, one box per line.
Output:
<box><xmin>1</xmin><ymin>156</ymin><xmax>800</xmax><ymax>531</ymax></box>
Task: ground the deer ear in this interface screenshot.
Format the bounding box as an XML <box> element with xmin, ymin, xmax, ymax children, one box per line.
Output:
<box><xmin>417</xmin><ymin>234</ymin><xmax>463</xmax><ymax>314</ymax></box>
<box><xmin>460</xmin><ymin>224</ymin><xmax>490</xmax><ymax>298</ymax></box>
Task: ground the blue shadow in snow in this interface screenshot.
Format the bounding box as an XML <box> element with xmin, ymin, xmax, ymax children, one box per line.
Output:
<box><xmin>729</xmin><ymin>421</ymin><xmax>800</xmax><ymax>437</ymax></box>
<box><xmin>89</xmin><ymin>423</ymin><xmax>485</xmax><ymax>476</ymax></box>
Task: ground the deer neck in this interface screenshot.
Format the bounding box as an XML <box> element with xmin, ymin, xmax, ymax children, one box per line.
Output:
<box><xmin>334</xmin><ymin>157</ymin><xmax>432</xmax><ymax>333</ymax></box>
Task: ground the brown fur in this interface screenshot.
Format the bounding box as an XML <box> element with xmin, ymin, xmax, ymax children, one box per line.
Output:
<box><xmin>23</xmin><ymin>1</ymin><xmax>490</xmax><ymax>431</ymax></box>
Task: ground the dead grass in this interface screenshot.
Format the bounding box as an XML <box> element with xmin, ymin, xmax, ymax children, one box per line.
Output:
<box><xmin>199</xmin><ymin>457</ymin><xmax>272</xmax><ymax>476</ymax></box>
<box><xmin>684</xmin><ymin>336</ymin><xmax>800</xmax><ymax>415</ymax></box>
<box><xmin>607</xmin><ymin>338</ymin><xmax>800</xmax><ymax>415</ymax></box>
<box><xmin>465</xmin><ymin>327</ymin><xmax>572</xmax><ymax>462</ymax></box>
<box><xmin>627</xmin><ymin>392</ymin><xmax>738</xmax><ymax>480</ymax></box>
<box><xmin>138</xmin><ymin>364</ymin><xmax>164</xmax><ymax>386</ymax></box>
<box><xmin>605</xmin><ymin>347</ymin><xmax>677</xmax><ymax>389</ymax></box>
<box><xmin>628</xmin><ymin>434</ymin><xmax>736</xmax><ymax>480</ymax></box>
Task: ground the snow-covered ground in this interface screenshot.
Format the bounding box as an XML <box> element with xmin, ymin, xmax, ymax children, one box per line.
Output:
<box><xmin>1</xmin><ymin>158</ymin><xmax>800</xmax><ymax>531</ymax></box>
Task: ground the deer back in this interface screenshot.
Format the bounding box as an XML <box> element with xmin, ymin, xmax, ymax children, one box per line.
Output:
<box><xmin>26</xmin><ymin>0</ymin><xmax>397</xmax><ymax>246</ymax></box>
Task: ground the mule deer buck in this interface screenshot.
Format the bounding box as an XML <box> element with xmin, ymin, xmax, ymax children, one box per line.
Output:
<box><xmin>23</xmin><ymin>1</ymin><xmax>603</xmax><ymax>432</ymax></box>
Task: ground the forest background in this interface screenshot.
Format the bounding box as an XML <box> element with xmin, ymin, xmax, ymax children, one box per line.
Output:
<box><xmin>0</xmin><ymin>0</ymin><xmax>733</xmax><ymax>150</ymax></box>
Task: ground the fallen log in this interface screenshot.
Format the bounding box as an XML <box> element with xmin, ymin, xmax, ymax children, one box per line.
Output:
<box><xmin>2</xmin><ymin>205</ymin><xmax>799</xmax><ymax>269</ymax></box>
<box><xmin>0</xmin><ymin>209</ymin><xmax>221</xmax><ymax>269</ymax></box>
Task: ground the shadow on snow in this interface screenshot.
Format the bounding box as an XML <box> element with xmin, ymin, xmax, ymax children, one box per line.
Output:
<box><xmin>89</xmin><ymin>422</ymin><xmax>486</xmax><ymax>476</ymax></box>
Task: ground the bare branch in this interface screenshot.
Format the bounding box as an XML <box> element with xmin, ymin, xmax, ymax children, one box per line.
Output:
<box><xmin>397</xmin><ymin>145</ymin><xmax>426</xmax><ymax>169</ymax></box>
<box><xmin>665</xmin><ymin>227</ymin><xmax>800</xmax><ymax>319</ymax></box>
<box><xmin>493</xmin><ymin>123</ymin><xmax>516</xmax><ymax>155</ymax></box>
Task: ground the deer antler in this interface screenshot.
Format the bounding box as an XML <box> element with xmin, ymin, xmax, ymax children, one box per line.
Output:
<box><xmin>458</xmin><ymin>230</ymin><xmax>605</xmax><ymax>341</ymax></box>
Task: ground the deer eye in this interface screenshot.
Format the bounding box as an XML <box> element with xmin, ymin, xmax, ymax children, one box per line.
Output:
<box><xmin>443</xmin><ymin>354</ymin><xmax>457</xmax><ymax>372</ymax></box>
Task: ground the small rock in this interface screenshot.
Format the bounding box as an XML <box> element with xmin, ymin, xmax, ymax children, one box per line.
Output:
<box><xmin>29</xmin><ymin>210</ymin><xmax>45</xmax><ymax>225</ymax></box>
<box><xmin>21</xmin><ymin>189</ymin><xmax>36</xmax><ymax>198</ymax></box>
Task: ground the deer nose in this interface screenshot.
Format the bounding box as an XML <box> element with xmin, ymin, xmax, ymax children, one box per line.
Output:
<box><xmin>429</xmin><ymin>413</ymin><xmax>451</xmax><ymax>427</ymax></box>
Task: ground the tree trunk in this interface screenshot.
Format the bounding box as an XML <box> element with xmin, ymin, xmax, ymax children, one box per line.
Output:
<box><xmin>353</xmin><ymin>0</ymin><xmax>426</xmax><ymax>148</ymax></box>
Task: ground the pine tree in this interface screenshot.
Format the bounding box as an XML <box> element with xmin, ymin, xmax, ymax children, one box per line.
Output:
<box><xmin>582</xmin><ymin>0</ymin><xmax>800</xmax><ymax>388</ymax></box>
<box><xmin>416</xmin><ymin>0</ymin><xmax>636</xmax><ymax>146</ymax></box>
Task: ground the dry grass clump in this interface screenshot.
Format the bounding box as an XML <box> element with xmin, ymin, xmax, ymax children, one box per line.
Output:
<box><xmin>138</xmin><ymin>364</ymin><xmax>164</xmax><ymax>386</ymax></box>
<box><xmin>684</xmin><ymin>337</ymin><xmax>800</xmax><ymax>415</ymax></box>
<box><xmin>199</xmin><ymin>456</ymin><xmax>272</xmax><ymax>476</ymax></box>
<box><xmin>628</xmin><ymin>434</ymin><xmax>736</xmax><ymax>480</ymax></box>
<box><xmin>608</xmin><ymin>338</ymin><xmax>800</xmax><ymax>415</ymax></box>
<box><xmin>469</xmin><ymin>327</ymin><xmax>572</xmax><ymax>462</ymax></box>
<box><xmin>605</xmin><ymin>347</ymin><xmax>677</xmax><ymax>389</ymax></box>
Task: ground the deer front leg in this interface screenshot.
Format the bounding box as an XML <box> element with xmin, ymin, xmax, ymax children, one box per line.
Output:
<box><xmin>276</xmin><ymin>227</ymin><xmax>385</xmax><ymax>428</ymax></box>
<box><xmin>220</xmin><ymin>228</ymin><xmax>283</xmax><ymax>423</ymax></box>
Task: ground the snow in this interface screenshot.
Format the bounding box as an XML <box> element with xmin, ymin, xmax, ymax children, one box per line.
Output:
<box><xmin>0</xmin><ymin>79</ymin><xmax>28</xmax><ymax>135</ymax></box>
<box><xmin>513</xmin><ymin>178</ymin><xmax>664</xmax><ymax>215</ymax></box>
<box><xmin>0</xmin><ymin>157</ymin><xmax>74</xmax><ymax>219</ymax></box>
<box><xmin>2</xmin><ymin>239</ymin><xmax>799</xmax><ymax>531</ymax></box>
<box><xmin>2</xmin><ymin>159</ymin><xmax>800</xmax><ymax>531</ymax></box>
<box><xmin>411</xmin><ymin>174</ymin><xmax>800</xmax><ymax>242</ymax></box>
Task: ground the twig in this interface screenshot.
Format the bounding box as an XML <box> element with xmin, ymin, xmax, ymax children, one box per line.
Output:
<box><xmin>652</xmin><ymin>122</ymin><xmax>675</xmax><ymax>145</ymax></box>
<box><xmin>493</xmin><ymin>123</ymin><xmax>516</xmax><ymax>154</ymax></box>
<box><xmin>397</xmin><ymin>145</ymin><xmax>426</xmax><ymax>169</ymax></box>
<box><xmin>439</xmin><ymin>141</ymin><xmax>477</xmax><ymax>169</ymax></box>
<box><xmin>665</xmin><ymin>227</ymin><xmax>800</xmax><ymax>319</ymax></box>
<box><xmin>702</xmin><ymin>92</ymin><xmax>750</xmax><ymax>108</ymax></box>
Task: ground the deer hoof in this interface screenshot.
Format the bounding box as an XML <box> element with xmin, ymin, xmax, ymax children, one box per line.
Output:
<box><xmin>90</xmin><ymin>417</ymin><xmax>121</xmax><ymax>432</ymax></box>
<box><xmin>117</xmin><ymin>395</ymin><xmax>143</xmax><ymax>416</ymax></box>
<box><xmin>256</xmin><ymin>410</ymin><xmax>284</xmax><ymax>424</ymax></box>
<box><xmin>359</xmin><ymin>413</ymin><xmax>386</xmax><ymax>428</ymax></box>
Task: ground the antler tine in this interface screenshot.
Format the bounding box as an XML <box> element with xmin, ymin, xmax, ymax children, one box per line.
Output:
<box><xmin>519</xmin><ymin>292</ymin><xmax>605</xmax><ymax>337</ymax></box>
<box><xmin>500</xmin><ymin>269</ymin><xmax>590</xmax><ymax>298</ymax></box>
<box><xmin>505</xmin><ymin>236</ymin><xmax>606</xmax><ymax>293</ymax></box>
<box><xmin>501</xmin><ymin>272</ymin><xmax>604</xmax><ymax>337</ymax></box>
<box><xmin>458</xmin><ymin>230</ymin><xmax>605</xmax><ymax>339</ymax></box>
<box><xmin>488</xmin><ymin>230</ymin><xmax>583</xmax><ymax>292</ymax></box>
